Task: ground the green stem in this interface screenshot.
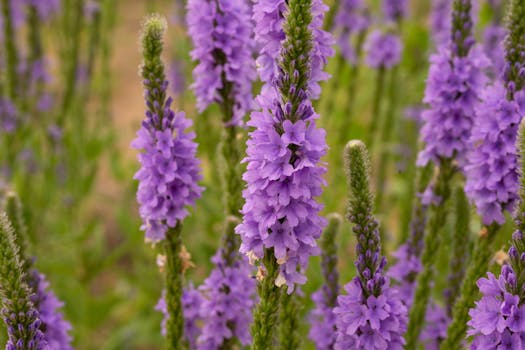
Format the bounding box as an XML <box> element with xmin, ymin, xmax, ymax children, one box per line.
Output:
<box><xmin>1</xmin><ymin>0</ymin><xmax>18</xmax><ymax>101</ymax></box>
<box><xmin>405</xmin><ymin>160</ymin><xmax>454</xmax><ymax>350</ymax></box>
<box><xmin>375</xmin><ymin>66</ymin><xmax>399</xmax><ymax>210</ymax></box>
<box><xmin>165</xmin><ymin>224</ymin><xmax>184</xmax><ymax>350</ymax></box>
<box><xmin>440</xmin><ymin>225</ymin><xmax>499</xmax><ymax>350</ymax></box>
<box><xmin>278</xmin><ymin>292</ymin><xmax>301</xmax><ymax>350</ymax></box>
<box><xmin>251</xmin><ymin>249</ymin><xmax>282</xmax><ymax>350</ymax></box>
<box><xmin>366</xmin><ymin>66</ymin><xmax>386</xmax><ymax>151</ymax></box>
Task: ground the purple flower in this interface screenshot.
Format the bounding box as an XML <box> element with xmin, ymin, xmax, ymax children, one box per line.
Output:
<box><xmin>430</xmin><ymin>0</ymin><xmax>451</xmax><ymax>47</ymax></box>
<box><xmin>187</xmin><ymin>0</ymin><xmax>256</xmax><ymax>124</ymax></box>
<box><xmin>197</xmin><ymin>253</ymin><xmax>255</xmax><ymax>349</ymax></box>
<box><xmin>383</xmin><ymin>0</ymin><xmax>408</xmax><ymax>23</ymax></box>
<box><xmin>156</xmin><ymin>284</ymin><xmax>204</xmax><ymax>348</ymax></box>
<box><xmin>417</xmin><ymin>45</ymin><xmax>489</xmax><ymax>167</ymax></box>
<box><xmin>333</xmin><ymin>279</ymin><xmax>407</xmax><ymax>349</ymax></box>
<box><xmin>31</xmin><ymin>271</ymin><xmax>73</xmax><ymax>350</ymax></box>
<box><xmin>253</xmin><ymin>0</ymin><xmax>334</xmax><ymax>97</ymax></box>
<box><xmin>132</xmin><ymin>85</ymin><xmax>203</xmax><ymax>242</ymax></box>
<box><xmin>363</xmin><ymin>31</ymin><xmax>402</xmax><ymax>69</ymax></box>
<box><xmin>236</xmin><ymin>0</ymin><xmax>331</xmax><ymax>292</ymax></box>
<box><xmin>26</xmin><ymin>0</ymin><xmax>61</xmax><ymax>21</ymax></box>
<box><xmin>309</xmin><ymin>288</ymin><xmax>337</xmax><ymax>349</ymax></box>
<box><xmin>169</xmin><ymin>59</ymin><xmax>186</xmax><ymax>97</ymax></box>
<box><xmin>483</xmin><ymin>24</ymin><xmax>506</xmax><ymax>77</ymax></box>
<box><xmin>465</xmin><ymin>82</ymin><xmax>525</xmax><ymax>225</ymax></box>
<box><xmin>333</xmin><ymin>0</ymin><xmax>370</xmax><ymax>64</ymax></box>
<box><xmin>0</xmin><ymin>98</ymin><xmax>18</xmax><ymax>133</ymax></box>
<box><xmin>468</xmin><ymin>268</ymin><xmax>525</xmax><ymax>349</ymax></box>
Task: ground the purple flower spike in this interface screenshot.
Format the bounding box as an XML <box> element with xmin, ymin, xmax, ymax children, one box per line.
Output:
<box><xmin>417</xmin><ymin>45</ymin><xmax>489</xmax><ymax>167</ymax></box>
<box><xmin>363</xmin><ymin>31</ymin><xmax>403</xmax><ymax>69</ymax></box>
<box><xmin>187</xmin><ymin>0</ymin><xmax>256</xmax><ymax>124</ymax></box>
<box><xmin>253</xmin><ymin>0</ymin><xmax>334</xmax><ymax>97</ymax></box>
<box><xmin>465</xmin><ymin>82</ymin><xmax>525</xmax><ymax>225</ymax></box>
<box><xmin>197</xmin><ymin>253</ymin><xmax>256</xmax><ymax>349</ymax></box>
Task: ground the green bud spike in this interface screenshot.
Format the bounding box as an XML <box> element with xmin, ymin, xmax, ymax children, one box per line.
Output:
<box><xmin>504</xmin><ymin>0</ymin><xmax>525</xmax><ymax>92</ymax></box>
<box><xmin>344</xmin><ymin>140</ymin><xmax>374</xmax><ymax>215</ymax></box>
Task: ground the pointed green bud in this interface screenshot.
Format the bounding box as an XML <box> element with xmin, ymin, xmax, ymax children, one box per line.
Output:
<box><xmin>344</xmin><ymin>140</ymin><xmax>374</xmax><ymax>216</ymax></box>
<box><xmin>3</xmin><ymin>192</ymin><xmax>31</xmax><ymax>274</ymax></box>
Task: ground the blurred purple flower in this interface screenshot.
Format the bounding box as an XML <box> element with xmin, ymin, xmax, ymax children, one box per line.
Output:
<box><xmin>363</xmin><ymin>31</ymin><xmax>402</xmax><ymax>69</ymax></box>
<box><xmin>383</xmin><ymin>0</ymin><xmax>408</xmax><ymax>23</ymax></box>
<box><xmin>430</xmin><ymin>0</ymin><xmax>451</xmax><ymax>47</ymax></box>
<box><xmin>197</xmin><ymin>253</ymin><xmax>255</xmax><ymax>349</ymax></box>
<box><xmin>483</xmin><ymin>24</ymin><xmax>506</xmax><ymax>77</ymax></box>
<box><xmin>333</xmin><ymin>0</ymin><xmax>370</xmax><ymax>64</ymax></box>
<box><xmin>0</xmin><ymin>98</ymin><xmax>17</xmax><ymax>133</ymax></box>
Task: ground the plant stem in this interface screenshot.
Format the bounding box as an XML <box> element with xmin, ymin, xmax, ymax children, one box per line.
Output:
<box><xmin>278</xmin><ymin>292</ymin><xmax>301</xmax><ymax>350</ymax></box>
<box><xmin>251</xmin><ymin>249</ymin><xmax>281</xmax><ymax>350</ymax></box>
<box><xmin>405</xmin><ymin>160</ymin><xmax>454</xmax><ymax>350</ymax></box>
<box><xmin>440</xmin><ymin>225</ymin><xmax>499</xmax><ymax>350</ymax></box>
<box><xmin>366</xmin><ymin>66</ymin><xmax>386</xmax><ymax>151</ymax></box>
<box><xmin>165</xmin><ymin>224</ymin><xmax>184</xmax><ymax>350</ymax></box>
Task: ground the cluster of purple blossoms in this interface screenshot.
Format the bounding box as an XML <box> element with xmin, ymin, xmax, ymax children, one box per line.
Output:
<box><xmin>417</xmin><ymin>45</ymin><xmax>489</xmax><ymax>167</ymax></box>
<box><xmin>197</xmin><ymin>253</ymin><xmax>255</xmax><ymax>349</ymax></box>
<box><xmin>253</xmin><ymin>0</ymin><xmax>333</xmax><ymax>98</ymax></box>
<box><xmin>308</xmin><ymin>287</ymin><xmax>337</xmax><ymax>349</ymax></box>
<box><xmin>186</xmin><ymin>0</ymin><xmax>255</xmax><ymax>124</ymax></box>
<box><xmin>465</xmin><ymin>82</ymin><xmax>525</xmax><ymax>225</ymax></box>
<box><xmin>236</xmin><ymin>92</ymin><xmax>328</xmax><ymax>291</ymax></box>
<box><xmin>363</xmin><ymin>31</ymin><xmax>403</xmax><ymax>69</ymax></box>
<box><xmin>468</xmin><ymin>266</ymin><xmax>525</xmax><ymax>348</ymax></box>
<box><xmin>333</xmin><ymin>0</ymin><xmax>370</xmax><ymax>64</ymax></box>
<box><xmin>132</xmin><ymin>86</ymin><xmax>203</xmax><ymax>243</ymax></box>
<box><xmin>31</xmin><ymin>271</ymin><xmax>73</xmax><ymax>350</ymax></box>
<box><xmin>334</xmin><ymin>277</ymin><xmax>407</xmax><ymax>349</ymax></box>
<box><xmin>156</xmin><ymin>284</ymin><xmax>204</xmax><ymax>349</ymax></box>
<box><xmin>383</xmin><ymin>0</ymin><xmax>408</xmax><ymax>23</ymax></box>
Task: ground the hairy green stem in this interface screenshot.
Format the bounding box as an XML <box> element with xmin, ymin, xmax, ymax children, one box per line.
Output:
<box><xmin>278</xmin><ymin>292</ymin><xmax>301</xmax><ymax>350</ymax></box>
<box><xmin>405</xmin><ymin>160</ymin><xmax>454</xmax><ymax>350</ymax></box>
<box><xmin>440</xmin><ymin>225</ymin><xmax>499</xmax><ymax>350</ymax></box>
<box><xmin>251</xmin><ymin>249</ymin><xmax>281</xmax><ymax>350</ymax></box>
<box><xmin>165</xmin><ymin>224</ymin><xmax>184</xmax><ymax>350</ymax></box>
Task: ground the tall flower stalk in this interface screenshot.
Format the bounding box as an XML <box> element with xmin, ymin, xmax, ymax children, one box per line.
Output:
<box><xmin>444</xmin><ymin>0</ymin><xmax>525</xmax><ymax>347</ymax></box>
<box><xmin>237</xmin><ymin>0</ymin><xmax>332</xmax><ymax>348</ymax></box>
<box><xmin>132</xmin><ymin>15</ymin><xmax>203</xmax><ymax>349</ymax></box>
<box><xmin>406</xmin><ymin>1</ymin><xmax>487</xmax><ymax>347</ymax></box>
<box><xmin>334</xmin><ymin>141</ymin><xmax>407</xmax><ymax>349</ymax></box>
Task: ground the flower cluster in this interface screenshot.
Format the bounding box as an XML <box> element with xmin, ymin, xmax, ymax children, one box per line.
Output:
<box><xmin>468</xmin><ymin>267</ymin><xmax>525</xmax><ymax>349</ymax></box>
<box><xmin>132</xmin><ymin>92</ymin><xmax>203</xmax><ymax>243</ymax></box>
<box><xmin>363</xmin><ymin>31</ymin><xmax>402</xmax><ymax>69</ymax></box>
<box><xmin>186</xmin><ymin>0</ymin><xmax>255</xmax><ymax>124</ymax></box>
<box><xmin>383</xmin><ymin>0</ymin><xmax>407</xmax><ymax>23</ymax></box>
<box><xmin>253</xmin><ymin>0</ymin><xmax>333</xmax><ymax>98</ymax></box>
<box><xmin>465</xmin><ymin>82</ymin><xmax>525</xmax><ymax>224</ymax></box>
<box><xmin>31</xmin><ymin>271</ymin><xmax>73</xmax><ymax>350</ymax></box>
<box><xmin>0</xmin><ymin>98</ymin><xmax>18</xmax><ymax>133</ymax></box>
<box><xmin>197</xmin><ymin>253</ymin><xmax>255</xmax><ymax>349</ymax></box>
<box><xmin>334</xmin><ymin>278</ymin><xmax>407</xmax><ymax>349</ymax></box>
<box><xmin>417</xmin><ymin>46</ymin><xmax>489</xmax><ymax>167</ymax></box>
<box><xmin>309</xmin><ymin>287</ymin><xmax>337</xmax><ymax>349</ymax></box>
<box><xmin>334</xmin><ymin>0</ymin><xmax>370</xmax><ymax>64</ymax></box>
<box><xmin>237</xmin><ymin>93</ymin><xmax>327</xmax><ymax>291</ymax></box>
